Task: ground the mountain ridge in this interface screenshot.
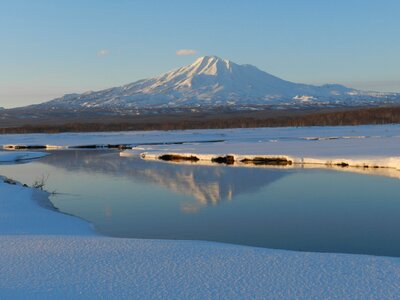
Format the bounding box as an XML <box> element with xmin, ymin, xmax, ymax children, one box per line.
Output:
<box><xmin>32</xmin><ymin>55</ymin><xmax>398</xmax><ymax>110</ymax></box>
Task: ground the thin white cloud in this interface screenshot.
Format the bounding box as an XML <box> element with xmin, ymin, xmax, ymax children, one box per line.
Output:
<box><xmin>97</xmin><ymin>49</ymin><xmax>110</xmax><ymax>57</ymax></box>
<box><xmin>176</xmin><ymin>49</ymin><xmax>197</xmax><ymax>56</ymax></box>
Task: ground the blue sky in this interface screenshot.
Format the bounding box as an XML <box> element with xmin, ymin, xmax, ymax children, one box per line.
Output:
<box><xmin>1</xmin><ymin>0</ymin><xmax>399</xmax><ymax>108</ymax></box>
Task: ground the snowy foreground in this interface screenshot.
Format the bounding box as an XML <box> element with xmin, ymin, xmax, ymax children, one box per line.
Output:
<box><xmin>1</xmin><ymin>126</ymin><xmax>400</xmax><ymax>298</ymax></box>
<box><xmin>1</xmin><ymin>176</ymin><xmax>400</xmax><ymax>299</ymax></box>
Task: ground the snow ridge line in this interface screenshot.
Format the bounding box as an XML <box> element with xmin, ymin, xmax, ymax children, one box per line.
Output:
<box><xmin>133</xmin><ymin>151</ymin><xmax>400</xmax><ymax>172</ymax></box>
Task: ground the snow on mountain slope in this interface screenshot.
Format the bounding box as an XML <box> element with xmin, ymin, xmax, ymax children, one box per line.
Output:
<box><xmin>35</xmin><ymin>56</ymin><xmax>396</xmax><ymax>109</ymax></box>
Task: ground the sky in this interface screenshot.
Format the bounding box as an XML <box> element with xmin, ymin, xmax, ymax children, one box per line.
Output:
<box><xmin>1</xmin><ymin>0</ymin><xmax>400</xmax><ymax>108</ymax></box>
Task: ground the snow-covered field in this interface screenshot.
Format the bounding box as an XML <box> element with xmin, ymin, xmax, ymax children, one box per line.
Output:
<box><xmin>1</xmin><ymin>126</ymin><xmax>400</xmax><ymax>298</ymax></box>
<box><xmin>3</xmin><ymin>125</ymin><xmax>400</xmax><ymax>177</ymax></box>
<box><xmin>1</xmin><ymin>124</ymin><xmax>399</xmax><ymax>148</ymax></box>
<box><xmin>133</xmin><ymin>136</ymin><xmax>400</xmax><ymax>169</ymax></box>
<box><xmin>119</xmin><ymin>125</ymin><xmax>400</xmax><ymax>176</ymax></box>
<box><xmin>1</xmin><ymin>125</ymin><xmax>400</xmax><ymax>170</ymax></box>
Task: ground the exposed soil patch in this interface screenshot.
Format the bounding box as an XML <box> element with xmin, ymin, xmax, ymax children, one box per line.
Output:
<box><xmin>158</xmin><ymin>154</ymin><xmax>200</xmax><ymax>162</ymax></box>
<box><xmin>363</xmin><ymin>165</ymin><xmax>380</xmax><ymax>169</ymax></box>
<box><xmin>3</xmin><ymin>178</ymin><xmax>17</xmax><ymax>185</ymax></box>
<box><xmin>211</xmin><ymin>155</ymin><xmax>235</xmax><ymax>165</ymax></box>
<box><xmin>335</xmin><ymin>162</ymin><xmax>349</xmax><ymax>167</ymax></box>
<box><xmin>240</xmin><ymin>157</ymin><xmax>292</xmax><ymax>166</ymax></box>
<box><xmin>69</xmin><ymin>140</ymin><xmax>225</xmax><ymax>150</ymax></box>
<box><xmin>3</xmin><ymin>145</ymin><xmax>47</xmax><ymax>150</ymax></box>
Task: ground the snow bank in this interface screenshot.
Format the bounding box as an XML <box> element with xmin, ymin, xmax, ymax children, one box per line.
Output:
<box><xmin>0</xmin><ymin>179</ymin><xmax>93</xmax><ymax>236</ymax></box>
<box><xmin>1</xmin><ymin>178</ymin><xmax>400</xmax><ymax>298</ymax></box>
<box><xmin>136</xmin><ymin>150</ymin><xmax>400</xmax><ymax>171</ymax></box>
<box><xmin>114</xmin><ymin>124</ymin><xmax>400</xmax><ymax>176</ymax></box>
<box><xmin>2</xmin><ymin>124</ymin><xmax>400</xmax><ymax>177</ymax></box>
<box><xmin>1</xmin><ymin>235</ymin><xmax>400</xmax><ymax>299</ymax></box>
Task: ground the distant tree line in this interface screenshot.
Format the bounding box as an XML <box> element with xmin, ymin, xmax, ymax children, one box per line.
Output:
<box><xmin>1</xmin><ymin>106</ymin><xmax>400</xmax><ymax>134</ymax></box>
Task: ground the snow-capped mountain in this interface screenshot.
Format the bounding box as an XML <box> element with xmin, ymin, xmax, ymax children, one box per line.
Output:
<box><xmin>34</xmin><ymin>56</ymin><xmax>398</xmax><ymax>110</ymax></box>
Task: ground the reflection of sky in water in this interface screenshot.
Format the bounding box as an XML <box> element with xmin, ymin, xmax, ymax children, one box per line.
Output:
<box><xmin>2</xmin><ymin>149</ymin><xmax>400</xmax><ymax>257</ymax></box>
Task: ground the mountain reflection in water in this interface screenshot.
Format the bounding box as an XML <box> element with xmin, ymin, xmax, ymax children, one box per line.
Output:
<box><xmin>41</xmin><ymin>150</ymin><xmax>290</xmax><ymax>211</ymax></box>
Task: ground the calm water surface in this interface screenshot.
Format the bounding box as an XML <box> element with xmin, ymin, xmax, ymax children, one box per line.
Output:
<box><xmin>1</xmin><ymin>150</ymin><xmax>400</xmax><ymax>257</ymax></box>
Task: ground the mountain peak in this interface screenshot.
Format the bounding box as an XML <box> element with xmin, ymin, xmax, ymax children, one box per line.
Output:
<box><xmin>187</xmin><ymin>55</ymin><xmax>235</xmax><ymax>76</ymax></box>
<box><xmin>194</xmin><ymin>55</ymin><xmax>225</xmax><ymax>63</ymax></box>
